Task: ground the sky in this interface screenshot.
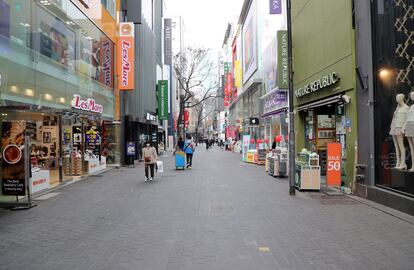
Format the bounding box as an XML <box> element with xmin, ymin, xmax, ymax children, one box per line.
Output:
<box><xmin>165</xmin><ymin>0</ymin><xmax>244</xmax><ymax>50</ymax></box>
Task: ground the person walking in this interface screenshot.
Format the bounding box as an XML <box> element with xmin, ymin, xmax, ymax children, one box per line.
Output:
<box><xmin>142</xmin><ymin>141</ymin><xmax>158</xmax><ymax>182</ymax></box>
<box><xmin>184</xmin><ymin>136</ymin><xmax>195</xmax><ymax>168</ymax></box>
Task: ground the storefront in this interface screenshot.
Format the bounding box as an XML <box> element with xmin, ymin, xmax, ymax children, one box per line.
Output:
<box><xmin>294</xmin><ymin>71</ymin><xmax>357</xmax><ymax>191</ymax></box>
<box><xmin>0</xmin><ymin>0</ymin><xmax>118</xmax><ymax>203</ymax></box>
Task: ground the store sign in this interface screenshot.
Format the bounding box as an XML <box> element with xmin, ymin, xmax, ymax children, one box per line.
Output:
<box><xmin>269</xmin><ymin>0</ymin><xmax>282</xmax><ymax>14</ymax></box>
<box><xmin>146</xmin><ymin>113</ymin><xmax>157</xmax><ymax>121</ymax></box>
<box><xmin>263</xmin><ymin>89</ymin><xmax>288</xmax><ymax>115</ymax></box>
<box><xmin>2</xmin><ymin>121</ymin><xmax>26</xmax><ymax>196</ymax></box>
<box><xmin>277</xmin><ymin>30</ymin><xmax>289</xmax><ymax>89</ymax></box>
<box><xmin>234</xmin><ymin>60</ymin><xmax>242</xmax><ymax>87</ymax></box>
<box><xmin>164</xmin><ymin>19</ymin><xmax>172</xmax><ymax>65</ymax></box>
<box><xmin>72</xmin><ymin>95</ymin><xmax>103</xmax><ymax>114</ymax></box>
<box><xmin>295</xmin><ymin>72</ymin><xmax>340</xmax><ymax>98</ymax></box>
<box><xmin>157</xmin><ymin>80</ymin><xmax>169</xmax><ymax>120</ymax></box>
<box><xmin>101</xmin><ymin>41</ymin><xmax>113</xmax><ymax>87</ymax></box>
<box><xmin>327</xmin><ymin>142</ymin><xmax>341</xmax><ymax>187</ymax></box>
<box><xmin>117</xmin><ymin>22</ymin><xmax>135</xmax><ymax>90</ymax></box>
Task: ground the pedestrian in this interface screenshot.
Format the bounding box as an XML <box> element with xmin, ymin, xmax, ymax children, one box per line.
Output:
<box><xmin>205</xmin><ymin>139</ymin><xmax>209</xmax><ymax>150</ymax></box>
<box><xmin>177</xmin><ymin>137</ymin><xmax>184</xmax><ymax>151</ymax></box>
<box><xmin>142</xmin><ymin>141</ymin><xmax>158</xmax><ymax>182</ymax></box>
<box><xmin>184</xmin><ymin>136</ymin><xmax>195</xmax><ymax>168</ymax></box>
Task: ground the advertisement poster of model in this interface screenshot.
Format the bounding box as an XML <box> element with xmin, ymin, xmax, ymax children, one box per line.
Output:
<box><xmin>1</xmin><ymin>121</ymin><xmax>26</xmax><ymax>196</ymax></box>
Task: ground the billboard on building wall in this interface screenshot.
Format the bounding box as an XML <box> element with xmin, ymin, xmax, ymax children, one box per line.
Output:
<box><xmin>164</xmin><ymin>18</ymin><xmax>172</xmax><ymax>65</ymax></box>
<box><xmin>157</xmin><ymin>80</ymin><xmax>169</xmax><ymax>120</ymax></box>
<box><xmin>263</xmin><ymin>36</ymin><xmax>278</xmax><ymax>92</ymax></box>
<box><xmin>242</xmin><ymin>0</ymin><xmax>257</xmax><ymax>84</ymax></box>
<box><xmin>277</xmin><ymin>30</ymin><xmax>288</xmax><ymax>89</ymax></box>
<box><xmin>234</xmin><ymin>60</ymin><xmax>242</xmax><ymax>87</ymax></box>
<box><xmin>117</xmin><ymin>22</ymin><xmax>135</xmax><ymax>90</ymax></box>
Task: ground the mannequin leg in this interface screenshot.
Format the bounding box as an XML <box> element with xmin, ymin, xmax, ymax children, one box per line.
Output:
<box><xmin>396</xmin><ymin>135</ymin><xmax>407</xmax><ymax>169</ymax></box>
<box><xmin>392</xmin><ymin>135</ymin><xmax>401</xmax><ymax>168</ymax></box>
<box><xmin>407</xmin><ymin>137</ymin><xmax>414</xmax><ymax>171</ymax></box>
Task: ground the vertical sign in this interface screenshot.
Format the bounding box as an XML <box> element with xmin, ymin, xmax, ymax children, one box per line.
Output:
<box><xmin>327</xmin><ymin>143</ymin><xmax>342</xmax><ymax>187</ymax></box>
<box><xmin>269</xmin><ymin>0</ymin><xmax>282</xmax><ymax>14</ymax></box>
<box><xmin>2</xmin><ymin>121</ymin><xmax>26</xmax><ymax>196</ymax></box>
<box><xmin>158</xmin><ymin>80</ymin><xmax>169</xmax><ymax>120</ymax></box>
<box><xmin>164</xmin><ymin>18</ymin><xmax>172</xmax><ymax>65</ymax></box>
<box><xmin>117</xmin><ymin>22</ymin><xmax>135</xmax><ymax>90</ymax></box>
<box><xmin>184</xmin><ymin>110</ymin><xmax>189</xmax><ymax>128</ymax></box>
<box><xmin>234</xmin><ymin>60</ymin><xmax>242</xmax><ymax>87</ymax></box>
<box><xmin>277</xmin><ymin>30</ymin><xmax>289</xmax><ymax>89</ymax></box>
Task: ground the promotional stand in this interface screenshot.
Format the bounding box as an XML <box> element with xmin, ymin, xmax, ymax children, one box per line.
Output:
<box><xmin>0</xmin><ymin>134</ymin><xmax>36</xmax><ymax>210</ymax></box>
<box><xmin>295</xmin><ymin>150</ymin><xmax>321</xmax><ymax>191</ymax></box>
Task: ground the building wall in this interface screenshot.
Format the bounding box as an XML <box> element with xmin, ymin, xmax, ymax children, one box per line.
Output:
<box><xmin>292</xmin><ymin>0</ymin><xmax>357</xmax><ymax>188</ymax></box>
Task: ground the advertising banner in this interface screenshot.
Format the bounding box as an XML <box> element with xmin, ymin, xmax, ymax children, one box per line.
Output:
<box><xmin>1</xmin><ymin>121</ymin><xmax>26</xmax><ymax>196</ymax></box>
<box><xmin>234</xmin><ymin>60</ymin><xmax>242</xmax><ymax>87</ymax></box>
<box><xmin>164</xmin><ymin>18</ymin><xmax>172</xmax><ymax>65</ymax></box>
<box><xmin>262</xmin><ymin>89</ymin><xmax>288</xmax><ymax>115</ymax></box>
<box><xmin>117</xmin><ymin>22</ymin><xmax>135</xmax><ymax>90</ymax></box>
<box><xmin>242</xmin><ymin>135</ymin><xmax>251</xmax><ymax>162</ymax></box>
<box><xmin>327</xmin><ymin>143</ymin><xmax>342</xmax><ymax>187</ymax></box>
<box><xmin>157</xmin><ymin>80</ymin><xmax>169</xmax><ymax>120</ymax></box>
<box><xmin>269</xmin><ymin>0</ymin><xmax>282</xmax><ymax>14</ymax></box>
<box><xmin>277</xmin><ymin>30</ymin><xmax>289</xmax><ymax>89</ymax></box>
<box><xmin>242</xmin><ymin>0</ymin><xmax>257</xmax><ymax>84</ymax></box>
<box><xmin>126</xmin><ymin>142</ymin><xmax>136</xmax><ymax>156</ymax></box>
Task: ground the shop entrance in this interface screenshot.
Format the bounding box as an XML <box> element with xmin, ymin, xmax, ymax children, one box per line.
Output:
<box><xmin>303</xmin><ymin>103</ymin><xmax>347</xmax><ymax>180</ymax></box>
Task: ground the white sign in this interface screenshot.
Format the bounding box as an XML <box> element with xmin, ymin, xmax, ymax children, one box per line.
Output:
<box><xmin>71</xmin><ymin>95</ymin><xmax>103</xmax><ymax>114</ymax></box>
<box><xmin>146</xmin><ymin>113</ymin><xmax>157</xmax><ymax>121</ymax></box>
<box><xmin>295</xmin><ymin>72</ymin><xmax>340</xmax><ymax>98</ymax></box>
<box><xmin>30</xmin><ymin>170</ymin><xmax>50</xmax><ymax>194</ymax></box>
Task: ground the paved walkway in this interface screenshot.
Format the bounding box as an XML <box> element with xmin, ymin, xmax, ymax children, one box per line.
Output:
<box><xmin>0</xmin><ymin>147</ymin><xmax>413</xmax><ymax>270</ymax></box>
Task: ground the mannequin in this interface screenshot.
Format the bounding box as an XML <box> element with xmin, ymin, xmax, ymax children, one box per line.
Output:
<box><xmin>389</xmin><ymin>93</ymin><xmax>409</xmax><ymax>169</ymax></box>
<box><xmin>402</xmin><ymin>91</ymin><xmax>414</xmax><ymax>172</ymax></box>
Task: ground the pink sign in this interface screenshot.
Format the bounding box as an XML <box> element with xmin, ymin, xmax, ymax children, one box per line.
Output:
<box><xmin>71</xmin><ymin>95</ymin><xmax>103</xmax><ymax>114</ymax></box>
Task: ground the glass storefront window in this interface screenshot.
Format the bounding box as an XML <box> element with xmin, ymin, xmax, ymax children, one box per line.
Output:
<box><xmin>373</xmin><ymin>0</ymin><xmax>414</xmax><ymax>196</ymax></box>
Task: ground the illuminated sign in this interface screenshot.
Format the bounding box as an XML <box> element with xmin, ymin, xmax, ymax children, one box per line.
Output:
<box><xmin>71</xmin><ymin>95</ymin><xmax>103</xmax><ymax>114</ymax></box>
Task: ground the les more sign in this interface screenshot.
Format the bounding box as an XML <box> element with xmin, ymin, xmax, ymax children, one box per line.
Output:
<box><xmin>71</xmin><ymin>95</ymin><xmax>103</xmax><ymax>114</ymax></box>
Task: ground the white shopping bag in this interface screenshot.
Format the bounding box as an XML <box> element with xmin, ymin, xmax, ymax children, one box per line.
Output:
<box><xmin>156</xmin><ymin>160</ymin><xmax>164</xmax><ymax>173</ymax></box>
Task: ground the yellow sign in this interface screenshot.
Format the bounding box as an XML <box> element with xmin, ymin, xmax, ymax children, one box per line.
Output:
<box><xmin>234</xmin><ymin>60</ymin><xmax>242</xmax><ymax>87</ymax></box>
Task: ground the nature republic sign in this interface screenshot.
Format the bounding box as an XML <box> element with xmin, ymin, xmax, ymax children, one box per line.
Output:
<box><xmin>157</xmin><ymin>80</ymin><xmax>169</xmax><ymax>120</ymax></box>
<box><xmin>295</xmin><ymin>72</ymin><xmax>340</xmax><ymax>98</ymax></box>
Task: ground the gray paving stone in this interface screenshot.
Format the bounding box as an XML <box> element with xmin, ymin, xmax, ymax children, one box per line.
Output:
<box><xmin>0</xmin><ymin>147</ymin><xmax>413</xmax><ymax>270</ymax></box>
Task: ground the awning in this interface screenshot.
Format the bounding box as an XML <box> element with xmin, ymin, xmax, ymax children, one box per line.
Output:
<box><xmin>296</xmin><ymin>94</ymin><xmax>342</xmax><ymax>112</ymax></box>
<box><xmin>262</xmin><ymin>107</ymin><xmax>288</xmax><ymax>118</ymax></box>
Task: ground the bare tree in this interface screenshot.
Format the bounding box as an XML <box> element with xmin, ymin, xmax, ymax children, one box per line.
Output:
<box><xmin>174</xmin><ymin>47</ymin><xmax>217</xmax><ymax>139</ymax></box>
<box><xmin>193</xmin><ymin>102</ymin><xmax>216</xmax><ymax>143</ymax></box>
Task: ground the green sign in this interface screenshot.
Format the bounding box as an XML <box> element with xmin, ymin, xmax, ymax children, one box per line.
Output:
<box><xmin>277</xmin><ymin>30</ymin><xmax>289</xmax><ymax>89</ymax></box>
<box><xmin>157</xmin><ymin>80</ymin><xmax>169</xmax><ymax>120</ymax></box>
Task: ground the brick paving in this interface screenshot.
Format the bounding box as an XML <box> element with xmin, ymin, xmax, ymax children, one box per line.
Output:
<box><xmin>0</xmin><ymin>146</ymin><xmax>413</xmax><ymax>270</ymax></box>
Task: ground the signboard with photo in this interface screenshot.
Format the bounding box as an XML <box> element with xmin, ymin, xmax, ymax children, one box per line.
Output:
<box><xmin>242</xmin><ymin>0</ymin><xmax>257</xmax><ymax>83</ymax></box>
<box><xmin>1</xmin><ymin>121</ymin><xmax>26</xmax><ymax>196</ymax></box>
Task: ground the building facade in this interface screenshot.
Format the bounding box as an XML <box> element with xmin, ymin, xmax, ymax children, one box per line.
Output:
<box><xmin>355</xmin><ymin>0</ymin><xmax>414</xmax><ymax>214</ymax></box>
<box><xmin>0</xmin><ymin>0</ymin><xmax>119</xmax><ymax>201</ymax></box>
<box><xmin>292</xmin><ymin>0</ymin><xmax>357</xmax><ymax>191</ymax></box>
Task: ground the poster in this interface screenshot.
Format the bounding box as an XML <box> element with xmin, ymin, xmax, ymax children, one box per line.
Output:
<box><xmin>242</xmin><ymin>0</ymin><xmax>257</xmax><ymax>83</ymax></box>
<box><xmin>86</xmin><ymin>126</ymin><xmax>101</xmax><ymax>156</ymax></box>
<box><xmin>327</xmin><ymin>143</ymin><xmax>341</xmax><ymax>187</ymax></box>
<box><xmin>126</xmin><ymin>142</ymin><xmax>135</xmax><ymax>156</ymax></box>
<box><xmin>2</xmin><ymin>121</ymin><xmax>26</xmax><ymax>196</ymax></box>
<box><xmin>242</xmin><ymin>135</ymin><xmax>251</xmax><ymax>162</ymax></box>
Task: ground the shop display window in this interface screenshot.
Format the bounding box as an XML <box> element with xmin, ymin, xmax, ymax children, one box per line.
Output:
<box><xmin>373</xmin><ymin>0</ymin><xmax>414</xmax><ymax>196</ymax></box>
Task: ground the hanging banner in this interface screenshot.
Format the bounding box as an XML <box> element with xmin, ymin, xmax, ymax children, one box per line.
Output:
<box><xmin>157</xmin><ymin>80</ymin><xmax>169</xmax><ymax>120</ymax></box>
<box><xmin>2</xmin><ymin>121</ymin><xmax>26</xmax><ymax>196</ymax></box>
<box><xmin>234</xmin><ymin>60</ymin><xmax>242</xmax><ymax>87</ymax></box>
<box><xmin>269</xmin><ymin>0</ymin><xmax>282</xmax><ymax>14</ymax></box>
<box><xmin>164</xmin><ymin>18</ymin><xmax>172</xmax><ymax>65</ymax></box>
<box><xmin>277</xmin><ymin>30</ymin><xmax>289</xmax><ymax>89</ymax></box>
<box><xmin>117</xmin><ymin>22</ymin><xmax>135</xmax><ymax>90</ymax></box>
<box><xmin>327</xmin><ymin>142</ymin><xmax>342</xmax><ymax>187</ymax></box>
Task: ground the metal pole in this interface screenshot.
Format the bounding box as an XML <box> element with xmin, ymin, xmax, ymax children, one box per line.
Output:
<box><xmin>287</xmin><ymin>0</ymin><xmax>296</xmax><ymax>196</ymax></box>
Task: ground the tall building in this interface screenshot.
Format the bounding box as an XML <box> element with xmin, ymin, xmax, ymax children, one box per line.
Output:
<box><xmin>120</xmin><ymin>0</ymin><xmax>164</xmax><ymax>163</ymax></box>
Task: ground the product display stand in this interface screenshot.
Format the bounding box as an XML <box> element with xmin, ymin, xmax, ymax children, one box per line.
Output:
<box><xmin>295</xmin><ymin>152</ymin><xmax>321</xmax><ymax>190</ymax></box>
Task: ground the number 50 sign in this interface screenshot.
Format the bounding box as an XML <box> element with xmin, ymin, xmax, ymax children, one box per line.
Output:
<box><xmin>327</xmin><ymin>143</ymin><xmax>341</xmax><ymax>187</ymax></box>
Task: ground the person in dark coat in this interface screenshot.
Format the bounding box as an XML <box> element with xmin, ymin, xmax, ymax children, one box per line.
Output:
<box><xmin>177</xmin><ymin>137</ymin><xmax>184</xmax><ymax>151</ymax></box>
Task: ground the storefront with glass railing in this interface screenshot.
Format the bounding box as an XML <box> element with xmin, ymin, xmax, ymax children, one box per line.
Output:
<box><xmin>0</xmin><ymin>0</ymin><xmax>119</xmax><ymax>201</ymax></box>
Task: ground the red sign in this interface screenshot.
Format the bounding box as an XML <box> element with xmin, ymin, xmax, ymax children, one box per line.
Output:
<box><xmin>327</xmin><ymin>143</ymin><xmax>341</xmax><ymax>186</ymax></box>
<box><xmin>71</xmin><ymin>95</ymin><xmax>103</xmax><ymax>114</ymax></box>
<box><xmin>224</xmin><ymin>97</ymin><xmax>229</xmax><ymax>107</ymax></box>
<box><xmin>184</xmin><ymin>110</ymin><xmax>189</xmax><ymax>128</ymax></box>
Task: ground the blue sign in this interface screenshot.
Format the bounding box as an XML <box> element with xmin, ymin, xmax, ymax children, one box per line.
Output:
<box><xmin>270</xmin><ymin>0</ymin><xmax>282</xmax><ymax>14</ymax></box>
<box><xmin>126</xmin><ymin>142</ymin><xmax>136</xmax><ymax>156</ymax></box>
